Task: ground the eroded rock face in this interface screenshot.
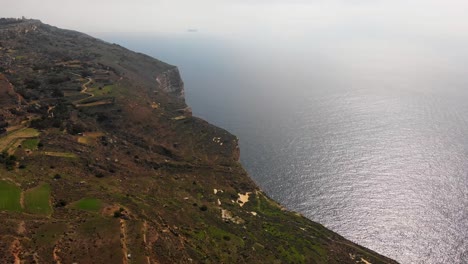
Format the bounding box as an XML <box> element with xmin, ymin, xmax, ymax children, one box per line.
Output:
<box><xmin>156</xmin><ymin>67</ymin><xmax>185</xmax><ymax>101</ymax></box>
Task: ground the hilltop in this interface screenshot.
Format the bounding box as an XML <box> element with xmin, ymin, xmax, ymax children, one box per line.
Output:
<box><xmin>0</xmin><ymin>18</ymin><xmax>396</xmax><ymax>263</ymax></box>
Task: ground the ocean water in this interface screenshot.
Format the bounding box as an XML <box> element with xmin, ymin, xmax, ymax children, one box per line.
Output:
<box><xmin>94</xmin><ymin>20</ymin><xmax>468</xmax><ymax>263</ymax></box>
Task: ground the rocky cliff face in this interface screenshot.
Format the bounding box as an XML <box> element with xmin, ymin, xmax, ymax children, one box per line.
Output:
<box><xmin>156</xmin><ymin>67</ymin><xmax>185</xmax><ymax>100</ymax></box>
<box><xmin>0</xmin><ymin>19</ymin><xmax>397</xmax><ymax>264</ymax></box>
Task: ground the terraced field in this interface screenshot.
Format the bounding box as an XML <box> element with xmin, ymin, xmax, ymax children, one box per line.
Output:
<box><xmin>43</xmin><ymin>151</ymin><xmax>77</xmax><ymax>158</ymax></box>
<box><xmin>24</xmin><ymin>183</ymin><xmax>52</xmax><ymax>215</ymax></box>
<box><xmin>76</xmin><ymin>98</ymin><xmax>114</xmax><ymax>107</ymax></box>
<box><xmin>88</xmin><ymin>84</ymin><xmax>115</xmax><ymax>97</ymax></box>
<box><xmin>0</xmin><ymin>181</ymin><xmax>53</xmax><ymax>215</ymax></box>
<box><xmin>0</xmin><ymin>180</ymin><xmax>22</xmax><ymax>211</ymax></box>
<box><xmin>77</xmin><ymin>132</ymin><xmax>105</xmax><ymax>145</ymax></box>
<box><xmin>22</xmin><ymin>138</ymin><xmax>40</xmax><ymax>150</ymax></box>
<box><xmin>74</xmin><ymin>198</ymin><xmax>102</xmax><ymax>212</ymax></box>
<box><xmin>0</xmin><ymin>127</ymin><xmax>40</xmax><ymax>153</ymax></box>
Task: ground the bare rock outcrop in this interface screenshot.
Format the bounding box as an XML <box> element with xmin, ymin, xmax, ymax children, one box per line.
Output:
<box><xmin>156</xmin><ymin>67</ymin><xmax>185</xmax><ymax>101</ymax></box>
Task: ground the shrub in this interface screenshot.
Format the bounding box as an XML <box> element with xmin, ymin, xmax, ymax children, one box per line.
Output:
<box><xmin>113</xmin><ymin>210</ymin><xmax>122</xmax><ymax>218</ymax></box>
<box><xmin>5</xmin><ymin>155</ymin><xmax>17</xmax><ymax>171</ymax></box>
<box><xmin>52</xmin><ymin>88</ymin><xmax>64</xmax><ymax>97</ymax></box>
<box><xmin>24</xmin><ymin>79</ymin><xmax>41</xmax><ymax>89</ymax></box>
<box><xmin>47</xmin><ymin>76</ymin><xmax>70</xmax><ymax>85</ymax></box>
<box><xmin>80</xmin><ymin>70</ymin><xmax>92</xmax><ymax>78</ymax></box>
<box><xmin>55</xmin><ymin>199</ymin><xmax>67</xmax><ymax>208</ymax></box>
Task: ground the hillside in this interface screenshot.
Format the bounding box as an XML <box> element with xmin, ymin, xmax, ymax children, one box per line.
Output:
<box><xmin>0</xmin><ymin>18</ymin><xmax>397</xmax><ymax>264</ymax></box>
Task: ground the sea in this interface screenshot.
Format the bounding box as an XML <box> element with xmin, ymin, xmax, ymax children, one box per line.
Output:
<box><xmin>93</xmin><ymin>13</ymin><xmax>468</xmax><ymax>263</ymax></box>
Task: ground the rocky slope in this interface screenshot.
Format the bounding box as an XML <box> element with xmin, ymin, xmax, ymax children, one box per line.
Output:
<box><xmin>0</xmin><ymin>18</ymin><xmax>397</xmax><ymax>264</ymax></box>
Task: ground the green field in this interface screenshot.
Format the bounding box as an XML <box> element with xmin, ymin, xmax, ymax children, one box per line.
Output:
<box><xmin>74</xmin><ymin>198</ymin><xmax>102</xmax><ymax>211</ymax></box>
<box><xmin>91</xmin><ymin>84</ymin><xmax>115</xmax><ymax>96</ymax></box>
<box><xmin>0</xmin><ymin>180</ymin><xmax>22</xmax><ymax>212</ymax></box>
<box><xmin>22</xmin><ymin>138</ymin><xmax>40</xmax><ymax>149</ymax></box>
<box><xmin>24</xmin><ymin>183</ymin><xmax>52</xmax><ymax>215</ymax></box>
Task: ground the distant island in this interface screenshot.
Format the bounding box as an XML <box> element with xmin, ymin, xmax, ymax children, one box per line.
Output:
<box><xmin>0</xmin><ymin>18</ymin><xmax>396</xmax><ymax>263</ymax></box>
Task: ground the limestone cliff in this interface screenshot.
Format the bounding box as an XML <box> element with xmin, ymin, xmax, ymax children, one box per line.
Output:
<box><xmin>0</xmin><ymin>18</ymin><xmax>397</xmax><ymax>264</ymax></box>
<box><xmin>156</xmin><ymin>67</ymin><xmax>185</xmax><ymax>101</ymax></box>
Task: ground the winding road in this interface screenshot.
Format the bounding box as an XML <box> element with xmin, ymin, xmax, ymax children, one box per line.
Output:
<box><xmin>73</xmin><ymin>77</ymin><xmax>94</xmax><ymax>106</ymax></box>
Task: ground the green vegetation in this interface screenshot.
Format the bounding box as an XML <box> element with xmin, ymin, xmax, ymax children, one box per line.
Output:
<box><xmin>22</xmin><ymin>138</ymin><xmax>40</xmax><ymax>149</ymax></box>
<box><xmin>74</xmin><ymin>198</ymin><xmax>102</xmax><ymax>211</ymax></box>
<box><xmin>207</xmin><ymin>226</ymin><xmax>244</xmax><ymax>247</ymax></box>
<box><xmin>0</xmin><ymin>180</ymin><xmax>22</xmax><ymax>211</ymax></box>
<box><xmin>278</xmin><ymin>245</ymin><xmax>306</xmax><ymax>264</ymax></box>
<box><xmin>0</xmin><ymin>151</ymin><xmax>18</xmax><ymax>170</ymax></box>
<box><xmin>254</xmin><ymin>192</ymin><xmax>284</xmax><ymax>217</ymax></box>
<box><xmin>91</xmin><ymin>84</ymin><xmax>115</xmax><ymax>96</ymax></box>
<box><xmin>24</xmin><ymin>183</ymin><xmax>52</xmax><ymax>215</ymax></box>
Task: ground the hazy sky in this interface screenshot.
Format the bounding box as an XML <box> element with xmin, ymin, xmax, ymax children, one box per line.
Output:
<box><xmin>3</xmin><ymin>0</ymin><xmax>468</xmax><ymax>37</ymax></box>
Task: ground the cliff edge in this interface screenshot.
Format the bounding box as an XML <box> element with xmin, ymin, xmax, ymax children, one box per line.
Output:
<box><xmin>0</xmin><ymin>18</ymin><xmax>397</xmax><ymax>264</ymax></box>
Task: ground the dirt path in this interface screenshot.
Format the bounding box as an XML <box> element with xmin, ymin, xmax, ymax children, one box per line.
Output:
<box><xmin>120</xmin><ymin>219</ymin><xmax>129</xmax><ymax>264</ymax></box>
<box><xmin>32</xmin><ymin>253</ymin><xmax>40</xmax><ymax>263</ymax></box>
<box><xmin>19</xmin><ymin>191</ymin><xmax>24</xmax><ymax>210</ymax></box>
<box><xmin>73</xmin><ymin>77</ymin><xmax>94</xmax><ymax>106</ymax></box>
<box><xmin>47</xmin><ymin>105</ymin><xmax>56</xmax><ymax>117</ymax></box>
<box><xmin>80</xmin><ymin>78</ymin><xmax>94</xmax><ymax>97</ymax></box>
<box><xmin>142</xmin><ymin>220</ymin><xmax>151</xmax><ymax>264</ymax></box>
<box><xmin>53</xmin><ymin>244</ymin><xmax>62</xmax><ymax>264</ymax></box>
<box><xmin>17</xmin><ymin>221</ymin><xmax>26</xmax><ymax>235</ymax></box>
<box><xmin>10</xmin><ymin>239</ymin><xmax>21</xmax><ymax>264</ymax></box>
<box><xmin>73</xmin><ymin>77</ymin><xmax>114</xmax><ymax>107</ymax></box>
<box><xmin>142</xmin><ymin>220</ymin><xmax>147</xmax><ymax>244</ymax></box>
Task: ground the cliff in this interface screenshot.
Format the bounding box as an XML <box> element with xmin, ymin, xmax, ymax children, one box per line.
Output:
<box><xmin>0</xmin><ymin>18</ymin><xmax>397</xmax><ymax>263</ymax></box>
<box><xmin>156</xmin><ymin>67</ymin><xmax>186</xmax><ymax>101</ymax></box>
